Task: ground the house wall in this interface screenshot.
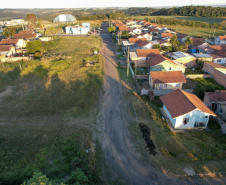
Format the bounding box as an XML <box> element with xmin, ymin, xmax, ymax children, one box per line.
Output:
<box><xmin>176</xmin><ymin>57</ymin><xmax>196</xmax><ymax>68</ymax></box>
<box><xmin>214</xmin><ymin>37</ymin><xmax>226</xmax><ymax>45</ymax></box>
<box><xmin>203</xmin><ymin>95</ymin><xmax>211</xmax><ymax>106</ymax></box>
<box><xmin>202</xmin><ymin>63</ymin><xmax>215</xmax><ymax>75</ymax></box>
<box><xmin>17</xmin><ymin>39</ymin><xmax>27</xmax><ymax>48</ymax></box>
<box><xmin>142</xmin><ymin>43</ymin><xmax>153</xmax><ymax>49</ymax></box>
<box><xmin>174</xmin><ymin>109</ymin><xmax>210</xmax><ymax>129</ymax></box>
<box><xmin>213</xmin><ymin>69</ymin><xmax>226</xmax><ymax>88</ymax></box>
<box><xmin>150</xmin><ymin>61</ymin><xmax>184</xmax><ymax>72</ymax></box>
<box><xmin>163</xmin><ymin>105</ymin><xmax>176</xmax><ymax>127</ymax></box>
<box><xmin>216</xmin><ymin>104</ymin><xmax>226</xmax><ymax>121</ymax></box>
<box><xmin>153</xmin><ymin>82</ymin><xmax>183</xmax><ymax>90</ymax></box>
<box><xmin>213</xmin><ymin>58</ymin><xmax>226</xmax><ymax>65</ymax></box>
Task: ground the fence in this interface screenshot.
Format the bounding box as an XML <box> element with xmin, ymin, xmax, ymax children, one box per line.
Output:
<box><xmin>0</xmin><ymin>56</ymin><xmax>32</xmax><ymax>63</ymax></box>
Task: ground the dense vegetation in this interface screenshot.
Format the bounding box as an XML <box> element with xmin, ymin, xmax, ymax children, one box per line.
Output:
<box><xmin>0</xmin><ymin>36</ymin><xmax>103</xmax><ymax>184</ymax></box>
<box><xmin>152</xmin><ymin>6</ymin><xmax>226</xmax><ymax>17</ymax></box>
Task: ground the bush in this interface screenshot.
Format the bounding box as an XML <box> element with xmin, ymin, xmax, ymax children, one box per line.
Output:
<box><xmin>34</xmin><ymin>51</ymin><xmax>41</xmax><ymax>59</ymax></box>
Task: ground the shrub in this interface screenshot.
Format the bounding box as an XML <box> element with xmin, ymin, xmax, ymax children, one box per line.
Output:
<box><xmin>34</xmin><ymin>52</ymin><xmax>41</xmax><ymax>59</ymax></box>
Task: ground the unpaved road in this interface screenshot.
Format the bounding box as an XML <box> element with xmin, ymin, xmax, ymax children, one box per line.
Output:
<box><xmin>98</xmin><ymin>23</ymin><xmax>225</xmax><ymax>185</ymax></box>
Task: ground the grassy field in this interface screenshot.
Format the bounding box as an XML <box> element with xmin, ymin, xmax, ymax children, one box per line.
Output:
<box><xmin>127</xmin><ymin>15</ymin><xmax>226</xmax><ymax>24</ymax></box>
<box><xmin>118</xmin><ymin>66</ymin><xmax>226</xmax><ymax>179</ymax></box>
<box><xmin>0</xmin><ymin>36</ymin><xmax>104</xmax><ymax>184</ymax></box>
<box><xmin>166</xmin><ymin>25</ymin><xmax>226</xmax><ymax>38</ymax></box>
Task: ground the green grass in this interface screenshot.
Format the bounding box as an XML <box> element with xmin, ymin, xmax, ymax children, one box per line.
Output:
<box><xmin>118</xmin><ymin>66</ymin><xmax>226</xmax><ymax>177</ymax></box>
<box><xmin>0</xmin><ymin>36</ymin><xmax>103</xmax><ymax>184</ymax></box>
<box><xmin>185</xmin><ymin>68</ymin><xmax>204</xmax><ymax>74</ymax></box>
<box><xmin>127</xmin><ymin>15</ymin><xmax>226</xmax><ymax>24</ymax></box>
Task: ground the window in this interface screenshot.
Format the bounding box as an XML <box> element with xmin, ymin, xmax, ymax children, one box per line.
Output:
<box><xmin>219</xmin><ymin>107</ymin><xmax>223</xmax><ymax>113</ymax></box>
<box><xmin>164</xmin><ymin>84</ymin><xmax>167</xmax><ymax>88</ymax></box>
<box><xmin>168</xmin><ymin>67</ymin><xmax>172</xmax><ymax>71</ymax></box>
<box><xmin>183</xmin><ymin>118</ymin><xmax>189</xmax><ymax>125</ymax></box>
<box><xmin>175</xmin><ymin>83</ymin><xmax>180</xmax><ymax>87</ymax></box>
<box><xmin>217</xmin><ymin>59</ymin><xmax>221</xmax><ymax>63</ymax></box>
<box><xmin>205</xmin><ymin>116</ymin><xmax>208</xmax><ymax>118</ymax></box>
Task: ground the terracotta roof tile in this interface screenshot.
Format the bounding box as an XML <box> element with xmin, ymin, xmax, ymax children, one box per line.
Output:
<box><xmin>191</xmin><ymin>38</ymin><xmax>205</xmax><ymax>47</ymax></box>
<box><xmin>150</xmin><ymin>71</ymin><xmax>186</xmax><ymax>84</ymax></box>
<box><xmin>218</xmin><ymin>36</ymin><xmax>226</xmax><ymax>41</ymax></box>
<box><xmin>136</xmin><ymin>49</ymin><xmax>160</xmax><ymax>57</ymax></box>
<box><xmin>0</xmin><ymin>39</ymin><xmax>19</xmax><ymax>45</ymax></box>
<box><xmin>138</xmin><ymin>40</ymin><xmax>150</xmax><ymax>48</ymax></box>
<box><xmin>161</xmin><ymin>33</ymin><xmax>174</xmax><ymax>38</ymax></box>
<box><xmin>160</xmin><ymin>89</ymin><xmax>216</xmax><ymax>118</ymax></box>
<box><xmin>205</xmin><ymin>91</ymin><xmax>226</xmax><ymax>102</ymax></box>
<box><xmin>0</xmin><ymin>45</ymin><xmax>12</xmax><ymax>52</ymax></box>
<box><xmin>129</xmin><ymin>38</ymin><xmax>147</xmax><ymax>44</ymax></box>
<box><xmin>13</xmin><ymin>33</ymin><xmax>37</xmax><ymax>39</ymax></box>
<box><xmin>19</xmin><ymin>30</ymin><xmax>34</xmax><ymax>34</ymax></box>
<box><xmin>146</xmin><ymin>54</ymin><xmax>166</xmax><ymax>66</ymax></box>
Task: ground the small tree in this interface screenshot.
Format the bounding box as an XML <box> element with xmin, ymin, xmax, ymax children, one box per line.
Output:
<box><xmin>169</xmin><ymin>34</ymin><xmax>179</xmax><ymax>52</ymax></box>
<box><xmin>26</xmin><ymin>14</ymin><xmax>38</xmax><ymax>29</ymax></box>
<box><xmin>108</xmin><ymin>26</ymin><xmax>116</xmax><ymax>33</ymax></box>
<box><xmin>3</xmin><ymin>27</ymin><xmax>17</xmax><ymax>38</ymax></box>
<box><xmin>184</xmin><ymin>37</ymin><xmax>193</xmax><ymax>50</ymax></box>
<box><xmin>26</xmin><ymin>40</ymin><xmax>43</xmax><ymax>54</ymax></box>
<box><xmin>153</xmin><ymin>44</ymin><xmax>162</xmax><ymax>51</ymax></box>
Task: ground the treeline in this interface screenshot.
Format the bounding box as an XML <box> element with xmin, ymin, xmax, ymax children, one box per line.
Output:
<box><xmin>144</xmin><ymin>17</ymin><xmax>223</xmax><ymax>29</ymax></box>
<box><xmin>152</xmin><ymin>6</ymin><xmax>226</xmax><ymax>17</ymax></box>
<box><xmin>77</xmin><ymin>14</ymin><xmax>108</xmax><ymax>21</ymax></box>
<box><xmin>123</xmin><ymin>8</ymin><xmax>158</xmax><ymax>16</ymax></box>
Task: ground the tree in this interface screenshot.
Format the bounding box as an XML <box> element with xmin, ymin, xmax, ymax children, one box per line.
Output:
<box><xmin>184</xmin><ymin>37</ymin><xmax>193</xmax><ymax>50</ymax></box>
<box><xmin>26</xmin><ymin>14</ymin><xmax>38</xmax><ymax>29</ymax></box>
<box><xmin>153</xmin><ymin>44</ymin><xmax>162</xmax><ymax>51</ymax></box>
<box><xmin>45</xmin><ymin>26</ymin><xmax>60</xmax><ymax>37</ymax></box>
<box><xmin>169</xmin><ymin>34</ymin><xmax>179</xmax><ymax>52</ymax></box>
<box><xmin>22</xmin><ymin>172</ymin><xmax>65</xmax><ymax>185</ymax></box>
<box><xmin>108</xmin><ymin>26</ymin><xmax>116</xmax><ymax>33</ymax></box>
<box><xmin>26</xmin><ymin>40</ymin><xmax>43</xmax><ymax>54</ymax></box>
<box><xmin>3</xmin><ymin>27</ymin><xmax>17</xmax><ymax>38</ymax></box>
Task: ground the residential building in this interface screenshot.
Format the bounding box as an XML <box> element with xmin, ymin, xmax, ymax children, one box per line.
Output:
<box><xmin>149</xmin><ymin>71</ymin><xmax>186</xmax><ymax>90</ymax></box>
<box><xmin>0</xmin><ymin>45</ymin><xmax>16</xmax><ymax>57</ymax></box>
<box><xmin>204</xmin><ymin>91</ymin><xmax>226</xmax><ymax>121</ymax></box>
<box><xmin>0</xmin><ymin>38</ymin><xmax>27</xmax><ymax>49</ymax></box>
<box><xmin>214</xmin><ymin>36</ymin><xmax>226</xmax><ymax>45</ymax></box>
<box><xmin>160</xmin><ymin>89</ymin><xmax>216</xmax><ymax>129</ymax></box>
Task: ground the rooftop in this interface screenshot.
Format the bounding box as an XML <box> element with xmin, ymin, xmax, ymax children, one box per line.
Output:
<box><xmin>150</xmin><ymin>71</ymin><xmax>186</xmax><ymax>84</ymax></box>
<box><xmin>160</xmin><ymin>89</ymin><xmax>216</xmax><ymax>118</ymax></box>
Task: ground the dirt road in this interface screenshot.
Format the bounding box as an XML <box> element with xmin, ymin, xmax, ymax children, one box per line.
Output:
<box><xmin>98</xmin><ymin>23</ymin><xmax>225</xmax><ymax>185</ymax></box>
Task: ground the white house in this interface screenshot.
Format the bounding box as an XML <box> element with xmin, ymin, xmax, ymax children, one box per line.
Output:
<box><xmin>214</xmin><ymin>36</ymin><xmax>226</xmax><ymax>45</ymax></box>
<box><xmin>0</xmin><ymin>39</ymin><xmax>27</xmax><ymax>49</ymax></box>
<box><xmin>160</xmin><ymin>89</ymin><xmax>216</xmax><ymax>129</ymax></box>
<box><xmin>137</xmin><ymin>40</ymin><xmax>153</xmax><ymax>49</ymax></box>
<box><xmin>133</xmin><ymin>28</ymin><xmax>142</xmax><ymax>34</ymax></box>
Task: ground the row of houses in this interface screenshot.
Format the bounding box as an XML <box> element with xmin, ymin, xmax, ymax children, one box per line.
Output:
<box><xmin>0</xmin><ymin>30</ymin><xmax>38</xmax><ymax>59</ymax></box>
<box><xmin>110</xmin><ymin>19</ymin><xmax>226</xmax><ymax>131</ymax></box>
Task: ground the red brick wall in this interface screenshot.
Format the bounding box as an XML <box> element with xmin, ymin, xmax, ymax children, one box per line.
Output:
<box><xmin>213</xmin><ymin>69</ymin><xmax>226</xmax><ymax>88</ymax></box>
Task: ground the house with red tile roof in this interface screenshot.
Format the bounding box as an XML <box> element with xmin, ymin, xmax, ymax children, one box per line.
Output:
<box><xmin>13</xmin><ymin>33</ymin><xmax>38</xmax><ymax>41</ymax></box>
<box><xmin>147</xmin><ymin>54</ymin><xmax>185</xmax><ymax>73</ymax></box>
<box><xmin>149</xmin><ymin>71</ymin><xmax>186</xmax><ymax>90</ymax></box>
<box><xmin>137</xmin><ymin>40</ymin><xmax>153</xmax><ymax>49</ymax></box>
<box><xmin>160</xmin><ymin>89</ymin><xmax>216</xmax><ymax>129</ymax></box>
<box><xmin>0</xmin><ymin>45</ymin><xmax>16</xmax><ymax>57</ymax></box>
<box><xmin>209</xmin><ymin>45</ymin><xmax>226</xmax><ymax>65</ymax></box>
<box><xmin>161</xmin><ymin>33</ymin><xmax>174</xmax><ymax>39</ymax></box>
<box><xmin>204</xmin><ymin>91</ymin><xmax>226</xmax><ymax>121</ymax></box>
<box><xmin>19</xmin><ymin>30</ymin><xmax>35</xmax><ymax>34</ymax></box>
<box><xmin>0</xmin><ymin>38</ymin><xmax>27</xmax><ymax>49</ymax></box>
<box><xmin>128</xmin><ymin>38</ymin><xmax>147</xmax><ymax>45</ymax></box>
<box><xmin>135</xmin><ymin>49</ymin><xmax>160</xmax><ymax>60</ymax></box>
<box><xmin>214</xmin><ymin>36</ymin><xmax>226</xmax><ymax>45</ymax></box>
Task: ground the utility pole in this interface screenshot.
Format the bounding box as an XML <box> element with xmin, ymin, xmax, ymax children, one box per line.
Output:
<box><xmin>213</xmin><ymin>29</ymin><xmax>216</xmax><ymax>37</ymax></box>
<box><xmin>127</xmin><ymin>47</ymin><xmax>130</xmax><ymax>77</ymax></box>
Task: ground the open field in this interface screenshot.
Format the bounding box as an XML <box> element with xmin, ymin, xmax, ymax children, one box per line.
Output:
<box><xmin>166</xmin><ymin>25</ymin><xmax>226</xmax><ymax>38</ymax></box>
<box><xmin>0</xmin><ymin>36</ymin><xmax>103</xmax><ymax>184</ymax></box>
<box><xmin>118</xmin><ymin>66</ymin><xmax>226</xmax><ymax>179</ymax></box>
<box><xmin>127</xmin><ymin>15</ymin><xmax>226</xmax><ymax>24</ymax></box>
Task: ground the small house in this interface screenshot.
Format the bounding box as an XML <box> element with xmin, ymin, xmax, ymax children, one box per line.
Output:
<box><xmin>0</xmin><ymin>45</ymin><xmax>16</xmax><ymax>57</ymax></box>
<box><xmin>204</xmin><ymin>91</ymin><xmax>226</xmax><ymax>121</ymax></box>
<box><xmin>214</xmin><ymin>36</ymin><xmax>226</xmax><ymax>45</ymax></box>
<box><xmin>160</xmin><ymin>89</ymin><xmax>216</xmax><ymax>129</ymax></box>
<box><xmin>149</xmin><ymin>71</ymin><xmax>186</xmax><ymax>90</ymax></box>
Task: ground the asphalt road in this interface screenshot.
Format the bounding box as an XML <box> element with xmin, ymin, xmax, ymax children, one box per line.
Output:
<box><xmin>98</xmin><ymin>22</ymin><xmax>225</xmax><ymax>185</ymax></box>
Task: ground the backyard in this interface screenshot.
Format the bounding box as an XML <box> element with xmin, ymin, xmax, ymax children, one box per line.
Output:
<box><xmin>0</xmin><ymin>36</ymin><xmax>104</xmax><ymax>184</ymax></box>
<box><xmin>118</xmin><ymin>66</ymin><xmax>226</xmax><ymax>179</ymax></box>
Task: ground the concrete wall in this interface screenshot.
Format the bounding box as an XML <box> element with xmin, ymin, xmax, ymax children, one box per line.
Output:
<box><xmin>202</xmin><ymin>62</ymin><xmax>215</xmax><ymax>75</ymax></box>
<box><xmin>1</xmin><ymin>56</ymin><xmax>31</xmax><ymax>62</ymax></box>
<box><xmin>213</xmin><ymin>69</ymin><xmax>226</xmax><ymax>88</ymax></box>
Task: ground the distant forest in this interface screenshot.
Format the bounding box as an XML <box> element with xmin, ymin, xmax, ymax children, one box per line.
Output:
<box><xmin>151</xmin><ymin>6</ymin><xmax>226</xmax><ymax>17</ymax></box>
